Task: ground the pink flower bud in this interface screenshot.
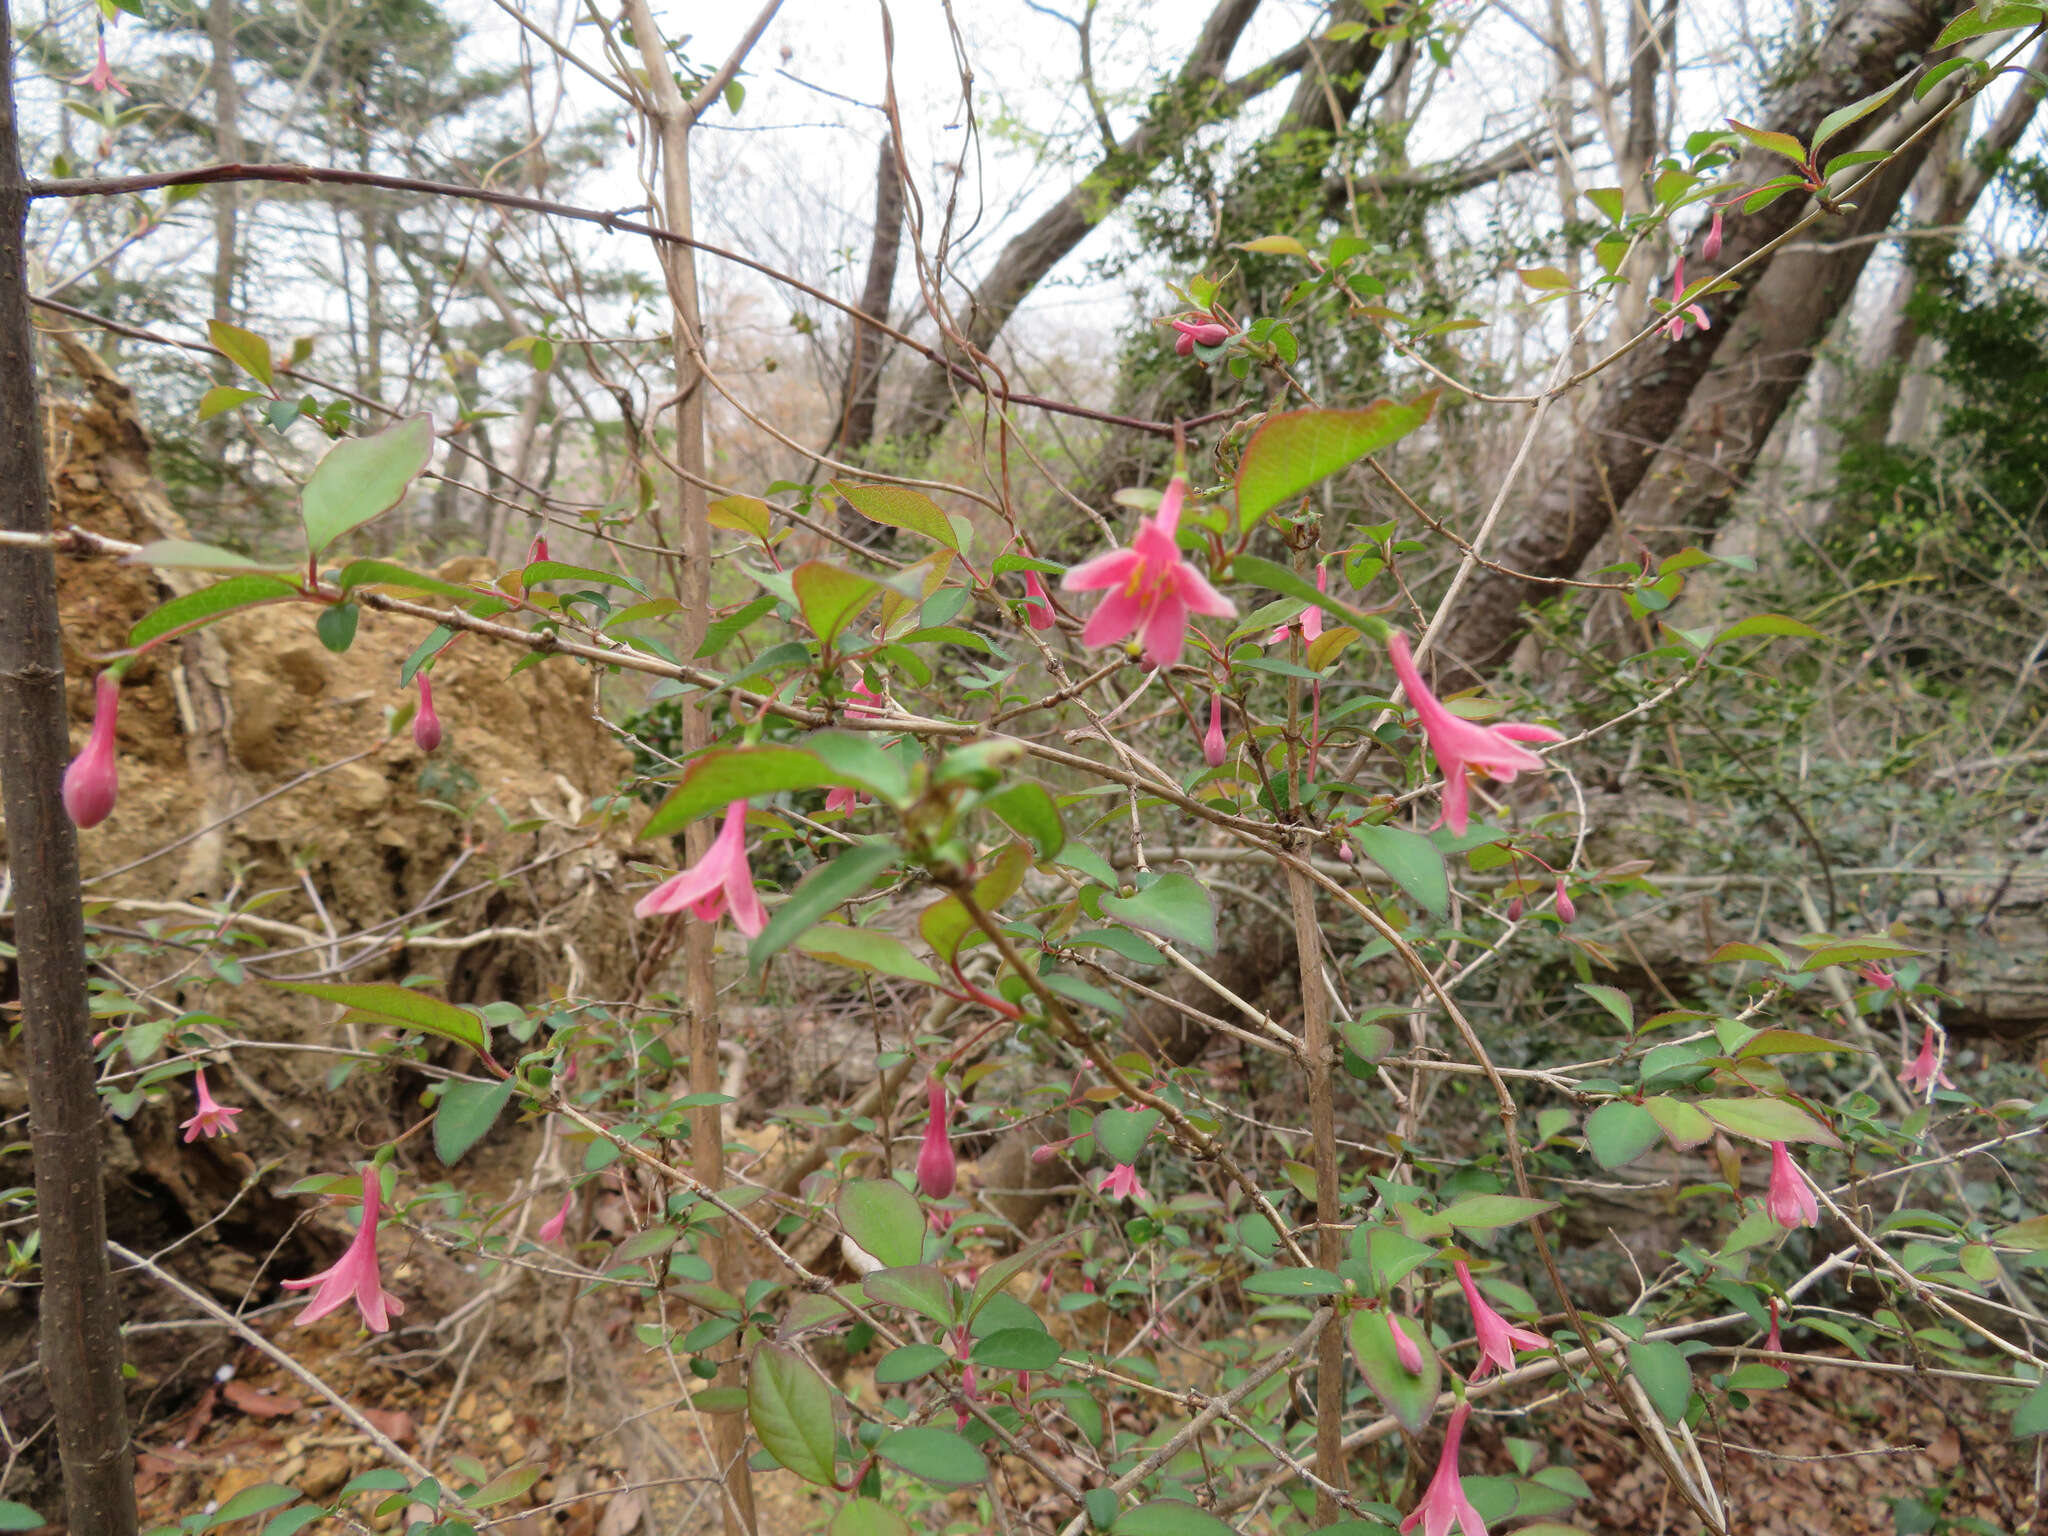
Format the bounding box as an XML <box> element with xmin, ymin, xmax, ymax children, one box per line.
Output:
<box><xmin>527</xmin><ymin>533</ymin><xmax>549</xmax><ymax>565</ymax></box>
<box><xmin>1554</xmin><ymin>878</ymin><xmax>1575</xmax><ymax>924</ymax></box>
<box><xmin>1766</xmin><ymin>1141</ymin><xmax>1820</xmax><ymax>1230</ymax></box>
<box><xmin>1031</xmin><ymin>1143</ymin><xmax>1059</xmax><ymax>1164</ymax></box>
<box><xmin>63</xmin><ymin>672</ymin><xmax>121</xmax><ymax>828</ymax></box>
<box><xmin>537</xmin><ymin>1189</ymin><xmax>574</xmax><ymax>1244</ymax></box>
<box><xmin>1765</xmin><ymin>1296</ymin><xmax>1783</xmax><ymax>1353</ymax></box>
<box><xmin>412</xmin><ymin>674</ymin><xmax>442</xmax><ymax>753</ymax></box>
<box><xmin>1506</xmin><ymin>896</ymin><xmax>1523</xmax><ymax>921</ymax></box>
<box><xmin>917</xmin><ymin>1077</ymin><xmax>957</xmax><ymax>1199</ymax></box>
<box><xmin>1703</xmin><ymin>207</ymin><xmax>1725</xmax><ymax>262</ymax></box>
<box><xmin>1171</xmin><ymin>318</ymin><xmax>1231</xmax><ymax>348</ymax></box>
<box><xmin>1390</xmin><ymin>1315</ymin><xmax>1424</xmax><ymax>1374</ymax></box>
<box><xmin>1201</xmin><ymin>693</ymin><xmax>1226</xmax><ymax>767</ymax></box>
<box><xmin>1021</xmin><ymin>570</ymin><xmax>1055</xmax><ymax>631</ymax></box>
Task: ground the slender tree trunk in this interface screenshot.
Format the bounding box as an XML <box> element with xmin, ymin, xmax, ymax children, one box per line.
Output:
<box><xmin>829</xmin><ymin>136</ymin><xmax>905</xmax><ymax>463</ymax></box>
<box><xmin>0</xmin><ymin>5</ymin><xmax>138</xmax><ymax>1530</ymax></box>
<box><xmin>207</xmin><ymin>0</ymin><xmax>240</xmax><ymax>324</ymax></box>
<box><xmin>1431</xmin><ymin>0</ymin><xmax>1953</xmax><ymax>687</ymax></box>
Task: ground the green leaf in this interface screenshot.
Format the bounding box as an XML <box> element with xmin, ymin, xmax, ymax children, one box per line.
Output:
<box><xmin>965</xmin><ymin>1231</ymin><xmax>1073</xmax><ymax>1325</ymax></box>
<box><xmin>1093</xmin><ymin>1107</ymin><xmax>1161</xmax><ymax>1165</ymax></box>
<box><xmin>749</xmin><ymin>839</ymin><xmax>898</xmax><ymax>972</ymax></box>
<box><xmin>270</xmin><ymin>981</ymin><xmax>488</xmax><ymax>1056</ymax></box>
<box><xmin>795</xmin><ymin>925</ymin><xmax>941</xmax><ymax>985</ymax></box>
<box><xmin>640</xmin><ymin>747</ymin><xmax>858</xmax><ymax>841</ymax></box>
<box><xmin>874</xmin><ymin>1427</ymin><xmax>988</xmax><ymax>1487</ymax></box>
<box><xmin>125</xmin><ymin>538</ymin><xmax>273</xmax><ymax>571</ymax></box>
<box><xmin>0</xmin><ymin>1503</ymin><xmax>42</xmax><ymax>1532</ymax></box>
<box><xmin>1349</xmin><ymin>1310</ymin><xmax>1440</xmax><ymax>1434</ymax></box>
<box><xmin>209</xmin><ymin>318</ymin><xmax>274</xmax><ymax>386</ymax></box>
<box><xmin>301</xmin><ymin>415</ymin><xmax>435</xmax><ymax>555</ymax></box>
<box><xmin>208</xmin><ymin>1484</ymin><xmax>299</xmax><ymax>1526</ymax></box>
<box><xmin>1915</xmin><ymin>55</ymin><xmax>1988</xmax><ymax>100</ymax></box>
<box><xmin>1112</xmin><ymin>1502</ymin><xmax>1241</xmax><ymax>1535</ymax></box>
<box><xmin>471</xmin><ymin>1464</ymin><xmax>543</xmax><ymax>1507</ymax></box>
<box><xmin>1242</xmin><ymin>1266</ymin><xmax>1345</xmax><ymax>1295</ymax></box>
<box><xmin>2013</xmin><ymin>1381</ymin><xmax>2048</xmax><ymax>1437</ymax></box>
<box><xmin>259</xmin><ymin>1507</ymin><xmax>329</xmax><ymax>1536</ymax></box>
<box><xmin>1643</xmin><ymin>1095</ymin><xmax>1714</xmax><ymax>1149</ymax></box>
<box><xmin>1934</xmin><ymin>2</ymin><xmax>2043</xmax><ymax>48</ymax></box>
<box><xmin>792</xmin><ymin>561</ymin><xmax>880</xmax><ymax>650</ymax></box>
<box><xmin>837</xmin><ymin>1178</ymin><xmax>926</xmax><ymax>1269</ymax></box>
<box><xmin>523</xmin><ymin>559</ymin><xmax>647</xmax><ymax>595</ymax></box>
<box><xmin>982</xmin><ymin>780</ymin><xmax>1065</xmax><ymax>859</ymax></box>
<box><xmin>1584</xmin><ymin>1102</ymin><xmax>1662</xmax><ymax>1169</ymax></box>
<box><xmin>832</xmin><ymin>483</ymin><xmax>959</xmax><ymax>549</ymax></box>
<box><xmin>831</xmin><ymin>1498</ymin><xmax>914</xmax><ymax>1536</ymax></box>
<box><xmin>971</xmin><ymin>1328</ymin><xmax>1062</xmax><ymax>1371</ymax></box>
<box><xmin>433</xmin><ymin>1077</ymin><xmax>517</xmax><ymax>1164</ymax></box>
<box><xmin>1799</xmin><ymin>939</ymin><xmax>1921</xmax><ymax>969</ymax></box>
<box><xmin>1235</xmin><ymin>396</ymin><xmax>1438</xmax><ymax>529</ymax></box>
<box><xmin>1583</xmin><ymin>187</ymin><xmax>1625</xmax><ymax>223</ymax></box>
<box><xmin>862</xmin><ymin>1264</ymin><xmax>956</xmax><ymax>1327</ymax></box>
<box><xmin>748</xmin><ymin>1343</ymin><xmax>838</xmax><ymax>1487</ymax></box>
<box><xmin>1712</xmin><ymin>613</ymin><xmax>1823</xmax><ymax>645</ymax></box>
<box><xmin>874</xmin><ymin>1342</ymin><xmax>952</xmax><ymax>1383</ymax></box>
<box><xmin>198</xmin><ymin>385</ymin><xmax>265</xmax><ymax>421</ymax></box>
<box><xmin>708</xmin><ymin>494</ymin><xmax>774</xmax><ymax>538</ymax></box>
<box><xmin>1440</xmin><ymin>1194</ymin><xmax>1556</xmax><ymax>1232</ymax></box>
<box><xmin>314</xmin><ymin>602</ymin><xmax>358</xmax><ymax>653</ymax></box>
<box><xmin>129</xmin><ymin>574</ymin><xmax>299</xmax><ymax>647</ymax></box>
<box><xmin>1352</xmin><ymin>823</ymin><xmax>1448</xmax><ymax>918</ymax></box>
<box><xmin>1698</xmin><ymin>1096</ymin><xmax>1841</xmax><ymax>1148</ymax></box>
<box><xmin>1099</xmin><ymin>873</ymin><xmax>1216</xmax><ymax>954</ymax></box>
<box><xmin>1628</xmin><ymin>1339</ymin><xmax>1693</xmax><ymax>1423</ymax></box>
<box><xmin>1576</xmin><ymin>984</ymin><xmax>1634</xmax><ymax>1029</ymax></box>
<box><xmin>695</xmin><ymin>593</ymin><xmax>777</xmax><ymax>658</ymax></box>
<box><xmin>1725</xmin><ymin>1364</ymin><xmax>1789</xmax><ymax>1392</ymax></box>
<box><xmin>1724</xmin><ymin>118</ymin><xmax>1809</xmax><ymax>166</ymax></box>
<box><xmin>920</xmin><ymin>841</ymin><xmax>1031</xmax><ymax>964</ymax></box>
<box><xmin>1230</xmin><ymin>554</ymin><xmax>1375</xmax><ymax>635</ymax></box>
<box><xmin>336</xmin><ymin>559</ymin><xmax>479</xmax><ymax>602</ymax></box>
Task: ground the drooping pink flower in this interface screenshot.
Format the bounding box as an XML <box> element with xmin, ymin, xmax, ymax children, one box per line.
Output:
<box><xmin>73</xmin><ymin>31</ymin><xmax>128</xmax><ymax>96</ymax></box>
<box><xmin>1764</xmin><ymin>1296</ymin><xmax>1783</xmax><ymax>1354</ymax></box>
<box><xmin>1391</xmin><ymin>1315</ymin><xmax>1425</xmax><ymax>1374</ymax></box>
<box><xmin>537</xmin><ymin>1189</ymin><xmax>574</xmax><ymax>1244</ymax></box>
<box><xmin>63</xmin><ymin>672</ymin><xmax>121</xmax><ymax>828</ymax></box>
<box><xmin>825</xmin><ymin>785</ymin><xmax>864</xmax><ymax>815</ymax></box>
<box><xmin>1702</xmin><ymin>207</ymin><xmax>1726</xmax><ymax>262</ymax></box>
<box><xmin>1062</xmin><ymin>474</ymin><xmax>1236</xmax><ymax>670</ymax></box>
<box><xmin>1386</xmin><ymin>632</ymin><xmax>1562</xmax><ymax>835</ymax></box>
<box><xmin>527</xmin><ymin>533</ymin><xmax>549</xmax><ymax>565</ymax></box>
<box><xmin>1269</xmin><ymin>565</ymin><xmax>1329</xmax><ymax>645</ymax></box>
<box><xmin>1096</xmin><ymin>1163</ymin><xmax>1148</xmax><ymax>1204</ymax></box>
<box><xmin>917</xmin><ymin>1077</ymin><xmax>957</xmax><ymax>1200</ymax></box>
<box><xmin>1400</xmin><ymin>1402</ymin><xmax>1487</xmax><ymax>1536</ymax></box>
<box><xmin>1859</xmin><ymin>963</ymin><xmax>1896</xmax><ymax>992</ymax></box>
<box><xmin>1765</xmin><ymin>1141</ymin><xmax>1819</xmax><ymax>1230</ymax></box>
<box><xmin>634</xmin><ymin>799</ymin><xmax>767</xmax><ymax>935</ymax></box>
<box><xmin>1201</xmin><ymin>694</ymin><xmax>1227</xmax><ymax>767</ymax></box>
<box><xmin>1899</xmin><ymin>1024</ymin><xmax>1953</xmax><ymax>1094</ymax></box>
<box><xmin>281</xmin><ymin>1166</ymin><xmax>406</xmax><ymax>1333</ymax></box>
<box><xmin>412</xmin><ymin>674</ymin><xmax>442</xmax><ymax>753</ymax></box>
<box><xmin>1453</xmin><ymin>1260</ymin><xmax>1548</xmax><ymax>1379</ymax></box>
<box><xmin>179</xmin><ymin>1068</ymin><xmax>243</xmax><ymax>1142</ymax></box>
<box><xmin>1020</xmin><ymin>571</ymin><xmax>1056</xmax><ymax>631</ymax></box>
<box><xmin>1553</xmin><ymin>879</ymin><xmax>1575</xmax><ymax>925</ymax></box>
<box><xmin>1660</xmin><ymin>257</ymin><xmax>1711</xmax><ymax>342</ymax></box>
<box><xmin>1170</xmin><ymin>317</ymin><xmax>1230</xmax><ymax>355</ymax></box>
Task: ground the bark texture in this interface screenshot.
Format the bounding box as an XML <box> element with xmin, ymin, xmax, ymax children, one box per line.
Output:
<box><xmin>1432</xmin><ymin>0</ymin><xmax>1955</xmax><ymax>687</ymax></box>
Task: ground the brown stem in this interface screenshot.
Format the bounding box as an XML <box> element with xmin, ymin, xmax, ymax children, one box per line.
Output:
<box><xmin>0</xmin><ymin>4</ymin><xmax>137</xmax><ymax>1528</ymax></box>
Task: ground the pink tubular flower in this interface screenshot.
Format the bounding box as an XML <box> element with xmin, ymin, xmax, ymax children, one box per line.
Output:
<box><xmin>63</xmin><ymin>672</ymin><xmax>121</xmax><ymax>828</ymax></box>
<box><xmin>1269</xmin><ymin>565</ymin><xmax>1329</xmax><ymax>644</ymax></box>
<box><xmin>1702</xmin><ymin>207</ymin><xmax>1726</xmax><ymax>262</ymax></box>
<box><xmin>1062</xmin><ymin>473</ymin><xmax>1236</xmax><ymax>670</ymax></box>
<box><xmin>1553</xmin><ymin>879</ymin><xmax>1575</xmax><ymax>925</ymax></box>
<box><xmin>526</xmin><ymin>533</ymin><xmax>549</xmax><ymax>565</ymax></box>
<box><xmin>282</xmin><ymin>1166</ymin><xmax>406</xmax><ymax>1333</ymax></box>
<box><xmin>1391</xmin><ymin>1315</ymin><xmax>1425</xmax><ymax>1374</ymax></box>
<box><xmin>1765</xmin><ymin>1141</ymin><xmax>1820</xmax><ymax>1230</ymax></box>
<box><xmin>1096</xmin><ymin>1163</ymin><xmax>1148</xmax><ymax>1204</ymax></box>
<box><xmin>537</xmin><ymin>1189</ymin><xmax>574</xmax><ymax>1244</ymax></box>
<box><xmin>1765</xmin><ymin>1296</ymin><xmax>1783</xmax><ymax>1354</ymax></box>
<box><xmin>73</xmin><ymin>31</ymin><xmax>128</xmax><ymax>96</ymax></box>
<box><xmin>1401</xmin><ymin>1402</ymin><xmax>1487</xmax><ymax>1536</ymax></box>
<box><xmin>1386</xmin><ymin>632</ymin><xmax>1562</xmax><ymax>835</ymax></box>
<box><xmin>917</xmin><ymin>1077</ymin><xmax>957</xmax><ymax>1200</ymax></box>
<box><xmin>1661</xmin><ymin>257</ymin><xmax>1711</xmax><ymax>342</ymax></box>
<box><xmin>1170</xmin><ymin>317</ymin><xmax>1231</xmax><ymax>354</ymax></box>
<box><xmin>1201</xmin><ymin>694</ymin><xmax>1227</xmax><ymax>767</ymax></box>
<box><xmin>1900</xmin><ymin>1024</ymin><xmax>1953</xmax><ymax>1093</ymax></box>
<box><xmin>824</xmin><ymin>785</ymin><xmax>864</xmax><ymax>815</ymax></box>
<box><xmin>1021</xmin><ymin>571</ymin><xmax>1056</xmax><ymax>631</ymax></box>
<box><xmin>1453</xmin><ymin>1260</ymin><xmax>1547</xmax><ymax>1379</ymax></box>
<box><xmin>634</xmin><ymin>800</ymin><xmax>767</xmax><ymax>935</ymax></box>
<box><xmin>179</xmin><ymin>1069</ymin><xmax>243</xmax><ymax>1143</ymax></box>
<box><xmin>412</xmin><ymin>674</ymin><xmax>442</xmax><ymax>753</ymax></box>
<box><xmin>1859</xmin><ymin>962</ymin><xmax>1896</xmax><ymax>991</ymax></box>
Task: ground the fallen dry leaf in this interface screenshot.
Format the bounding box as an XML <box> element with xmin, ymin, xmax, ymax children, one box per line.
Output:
<box><xmin>360</xmin><ymin>1407</ymin><xmax>416</xmax><ymax>1445</ymax></box>
<box><xmin>222</xmin><ymin>1380</ymin><xmax>302</xmax><ymax>1419</ymax></box>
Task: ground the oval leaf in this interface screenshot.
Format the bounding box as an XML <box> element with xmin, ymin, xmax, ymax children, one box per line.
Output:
<box><xmin>837</xmin><ymin>1178</ymin><xmax>927</xmax><ymax>1269</ymax></box>
<box><xmin>1349</xmin><ymin>1309</ymin><xmax>1441</xmax><ymax>1434</ymax></box>
<box><xmin>748</xmin><ymin>1343</ymin><xmax>838</xmax><ymax>1487</ymax></box>
<box><xmin>302</xmin><ymin>415</ymin><xmax>435</xmax><ymax>555</ymax></box>
<box><xmin>874</xmin><ymin>1427</ymin><xmax>987</xmax><ymax>1487</ymax></box>
<box><xmin>1236</xmin><ymin>396</ymin><xmax>1439</xmax><ymax>529</ymax></box>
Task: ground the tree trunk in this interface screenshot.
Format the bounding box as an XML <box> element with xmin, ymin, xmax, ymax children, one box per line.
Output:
<box><xmin>1431</xmin><ymin>0</ymin><xmax>1954</xmax><ymax>687</ymax></box>
<box><xmin>0</xmin><ymin>3</ymin><xmax>139</xmax><ymax>1529</ymax></box>
<box><xmin>207</xmin><ymin>0</ymin><xmax>240</xmax><ymax>324</ymax></box>
<box><xmin>828</xmin><ymin>136</ymin><xmax>906</xmax><ymax>464</ymax></box>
